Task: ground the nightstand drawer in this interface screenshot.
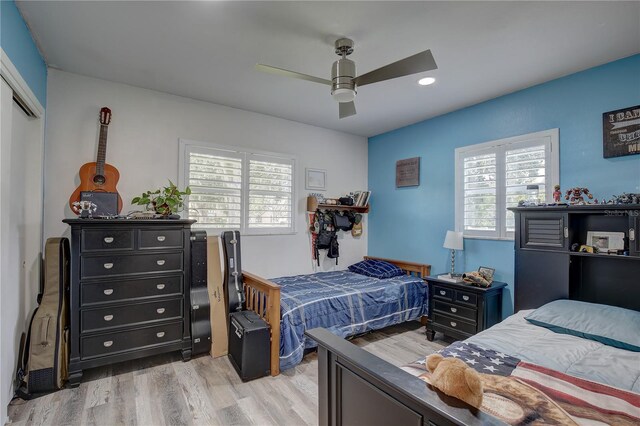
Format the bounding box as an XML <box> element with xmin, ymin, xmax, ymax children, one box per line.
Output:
<box><xmin>433</xmin><ymin>285</ymin><xmax>454</xmax><ymax>301</ymax></box>
<box><xmin>81</xmin><ymin>298</ymin><xmax>183</xmax><ymax>333</ymax></box>
<box><xmin>139</xmin><ymin>229</ymin><xmax>183</xmax><ymax>250</ymax></box>
<box><xmin>455</xmin><ymin>290</ymin><xmax>478</xmax><ymax>306</ymax></box>
<box><xmin>434</xmin><ymin>300</ymin><xmax>476</xmax><ymax>323</ymax></box>
<box><xmin>433</xmin><ymin>313</ymin><xmax>476</xmax><ymax>335</ymax></box>
<box><xmin>81</xmin><ymin>321</ymin><xmax>182</xmax><ymax>359</ymax></box>
<box><xmin>82</xmin><ymin>229</ymin><xmax>134</xmax><ymax>252</ymax></box>
<box><xmin>81</xmin><ymin>252</ymin><xmax>183</xmax><ymax>278</ymax></box>
<box><xmin>81</xmin><ymin>275</ymin><xmax>183</xmax><ymax>306</ymax></box>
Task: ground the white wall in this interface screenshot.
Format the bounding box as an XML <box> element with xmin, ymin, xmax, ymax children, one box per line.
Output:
<box><xmin>44</xmin><ymin>70</ymin><xmax>368</xmax><ymax>278</ymax></box>
<box><xmin>0</xmin><ymin>78</ymin><xmax>44</xmax><ymax>421</ymax></box>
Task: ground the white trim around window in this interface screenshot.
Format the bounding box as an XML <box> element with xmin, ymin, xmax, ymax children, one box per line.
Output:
<box><xmin>178</xmin><ymin>139</ymin><xmax>297</xmax><ymax>236</ymax></box>
<box><xmin>455</xmin><ymin>129</ymin><xmax>559</xmax><ymax>240</ymax></box>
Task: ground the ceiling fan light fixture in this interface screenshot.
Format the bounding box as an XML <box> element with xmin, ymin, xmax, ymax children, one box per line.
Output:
<box><xmin>418</xmin><ymin>77</ymin><xmax>436</xmax><ymax>86</ymax></box>
<box><xmin>331</xmin><ymin>88</ymin><xmax>356</xmax><ymax>103</ymax></box>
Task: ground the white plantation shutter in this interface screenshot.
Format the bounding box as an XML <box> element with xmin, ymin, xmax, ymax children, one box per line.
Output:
<box><xmin>463</xmin><ymin>151</ymin><xmax>497</xmax><ymax>234</ymax></box>
<box><xmin>186</xmin><ymin>148</ymin><xmax>243</xmax><ymax>229</ymax></box>
<box><xmin>456</xmin><ymin>130</ymin><xmax>558</xmax><ymax>239</ymax></box>
<box><xmin>505</xmin><ymin>143</ymin><xmax>548</xmax><ymax>233</ymax></box>
<box><xmin>248</xmin><ymin>155</ymin><xmax>294</xmax><ymax>233</ymax></box>
<box><xmin>180</xmin><ymin>141</ymin><xmax>296</xmax><ymax>234</ymax></box>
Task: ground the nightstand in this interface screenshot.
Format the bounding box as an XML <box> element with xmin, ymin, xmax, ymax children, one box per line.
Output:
<box><xmin>424</xmin><ymin>276</ymin><xmax>507</xmax><ymax>341</ymax></box>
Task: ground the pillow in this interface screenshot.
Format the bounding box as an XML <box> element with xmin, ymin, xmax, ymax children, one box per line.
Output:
<box><xmin>525</xmin><ymin>299</ymin><xmax>640</xmax><ymax>352</ymax></box>
<box><xmin>348</xmin><ymin>259</ymin><xmax>405</xmax><ymax>279</ymax></box>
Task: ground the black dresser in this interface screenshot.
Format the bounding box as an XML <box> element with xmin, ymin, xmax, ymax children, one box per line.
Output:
<box><xmin>63</xmin><ymin>219</ymin><xmax>195</xmax><ymax>386</ymax></box>
<box><xmin>424</xmin><ymin>277</ymin><xmax>506</xmax><ymax>341</ymax></box>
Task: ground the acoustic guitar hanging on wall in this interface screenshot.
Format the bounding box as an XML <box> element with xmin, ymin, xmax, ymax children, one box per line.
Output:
<box><xmin>69</xmin><ymin>107</ymin><xmax>122</xmax><ymax>214</ymax></box>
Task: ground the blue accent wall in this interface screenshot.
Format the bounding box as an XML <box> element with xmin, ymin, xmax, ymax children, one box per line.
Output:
<box><xmin>368</xmin><ymin>55</ymin><xmax>640</xmax><ymax>316</ymax></box>
<box><xmin>0</xmin><ymin>0</ymin><xmax>47</xmax><ymax>105</ymax></box>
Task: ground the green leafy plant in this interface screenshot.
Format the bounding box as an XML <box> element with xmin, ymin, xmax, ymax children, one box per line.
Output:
<box><xmin>131</xmin><ymin>181</ymin><xmax>191</xmax><ymax>216</ymax></box>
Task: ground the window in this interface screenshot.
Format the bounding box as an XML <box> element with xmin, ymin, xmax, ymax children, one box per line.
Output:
<box><xmin>179</xmin><ymin>140</ymin><xmax>295</xmax><ymax>235</ymax></box>
<box><xmin>455</xmin><ymin>129</ymin><xmax>559</xmax><ymax>239</ymax></box>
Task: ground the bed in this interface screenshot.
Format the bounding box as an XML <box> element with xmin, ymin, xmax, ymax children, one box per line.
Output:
<box><xmin>241</xmin><ymin>256</ymin><xmax>431</xmax><ymax>376</ymax></box>
<box><xmin>307</xmin><ymin>300</ymin><xmax>640</xmax><ymax>425</ymax></box>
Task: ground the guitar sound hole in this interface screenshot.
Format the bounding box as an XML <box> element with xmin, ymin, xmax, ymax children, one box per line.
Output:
<box><xmin>93</xmin><ymin>175</ymin><xmax>106</xmax><ymax>185</ymax></box>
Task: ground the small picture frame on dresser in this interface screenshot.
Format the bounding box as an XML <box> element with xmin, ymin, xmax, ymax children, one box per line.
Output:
<box><xmin>478</xmin><ymin>266</ymin><xmax>495</xmax><ymax>281</ymax></box>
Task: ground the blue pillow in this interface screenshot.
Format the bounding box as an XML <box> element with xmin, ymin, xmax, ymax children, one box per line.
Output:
<box><xmin>525</xmin><ymin>300</ymin><xmax>640</xmax><ymax>352</ymax></box>
<box><xmin>348</xmin><ymin>259</ymin><xmax>405</xmax><ymax>279</ymax></box>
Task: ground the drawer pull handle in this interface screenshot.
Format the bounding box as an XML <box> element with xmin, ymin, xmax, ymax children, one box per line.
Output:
<box><xmin>104</xmin><ymin>237</ymin><xmax>114</xmax><ymax>243</ymax></box>
<box><xmin>103</xmin><ymin>314</ymin><xmax>114</xmax><ymax>321</ymax></box>
<box><xmin>157</xmin><ymin>236</ymin><xmax>166</xmax><ymax>242</ymax></box>
<box><xmin>103</xmin><ymin>263</ymin><xmax>114</xmax><ymax>269</ymax></box>
<box><xmin>103</xmin><ymin>289</ymin><xmax>114</xmax><ymax>296</ymax></box>
<box><xmin>103</xmin><ymin>340</ymin><xmax>113</xmax><ymax>347</ymax></box>
<box><xmin>564</xmin><ymin>226</ymin><xmax>569</xmax><ymax>238</ymax></box>
<box><xmin>156</xmin><ymin>260</ymin><xmax>165</xmax><ymax>266</ymax></box>
<box><xmin>156</xmin><ymin>332</ymin><xmax>165</xmax><ymax>338</ymax></box>
<box><xmin>450</xmin><ymin>322</ymin><xmax>457</xmax><ymax>328</ymax></box>
<box><xmin>462</xmin><ymin>295</ymin><xmax>469</xmax><ymax>301</ymax></box>
<box><xmin>439</xmin><ymin>290</ymin><xmax>446</xmax><ymax>296</ymax></box>
<box><xmin>156</xmin><ymin>284</ymin><xmax>165</xmax><ymax>290</ymax></box>
<box><xmin>631</xmin><ymin>228</ymin><xmax>636</xmax><ymax>242</ymax></box>
<box><xmin>156</xmin><ymin>308</ymin><xmax>165</xmax><ymax>314</ymax></box>
<box><xmin>450</xmin><ymin>307</ymin><xmax>457</xmax><ymax>313</ymax></box>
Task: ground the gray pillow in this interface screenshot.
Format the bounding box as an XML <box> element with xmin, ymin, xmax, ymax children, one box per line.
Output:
<box><xmin>525</xmin><ymin>299</ymin><xmax>640</xmax><ymax>352</ymax></box>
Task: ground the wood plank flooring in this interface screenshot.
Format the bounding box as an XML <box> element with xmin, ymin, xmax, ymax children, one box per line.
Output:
<box><xmin>6</xmin><ymin>322</ymin><xmax>447</xmax><ymax>426</ymax></box>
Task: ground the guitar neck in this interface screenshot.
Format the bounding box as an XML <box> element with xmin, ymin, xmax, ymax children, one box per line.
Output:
<box><xmin>96</xmin><ymin>124</ymin><xmax>108</xmax><ymax>175</ymax></box>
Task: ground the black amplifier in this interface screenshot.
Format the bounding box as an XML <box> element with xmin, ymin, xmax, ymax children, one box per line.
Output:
<box><xmin>228</xmin><ymin>310</ymin><xmax>270</xmax><ymax>381</ymax></box>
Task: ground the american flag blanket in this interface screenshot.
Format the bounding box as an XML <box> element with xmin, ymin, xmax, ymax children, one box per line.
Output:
<box><xmin>404</xmin><ymin>342</ymin><xmax>640</xmax><ymax>425</ymax></box>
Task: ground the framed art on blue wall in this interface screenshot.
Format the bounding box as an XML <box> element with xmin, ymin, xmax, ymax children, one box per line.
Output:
<box><xmin>396</xmin><ymin>157</ymin><xmax>420</xmax><ymax>187</ymax></box>
<box><xmin>603</xmin><ymin>105</ymin><xmax>640</xmax><ymax>158</ymax></box>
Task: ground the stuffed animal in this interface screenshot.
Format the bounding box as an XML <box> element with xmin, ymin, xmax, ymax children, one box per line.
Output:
<box><xmin>426</xmin><ymin>353</ymin><xmax>484</xmax><ymax>408</ymax></box>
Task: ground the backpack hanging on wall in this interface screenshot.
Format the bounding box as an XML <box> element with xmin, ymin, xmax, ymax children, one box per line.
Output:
<box><xmin>15</xmin><ymin>238</ymin><xmax>70</xmax><ymax>399</ymax></box>
<box><xmin>314</xmin><ymin>210</ymin><xmax>339</xmax><ymax>265</ymax></box>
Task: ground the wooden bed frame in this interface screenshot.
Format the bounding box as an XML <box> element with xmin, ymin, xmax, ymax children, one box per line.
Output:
<box><xmin>242</xmin><ymin>256</ymin><xmax>431</xmax><ymax>376</ymax></box>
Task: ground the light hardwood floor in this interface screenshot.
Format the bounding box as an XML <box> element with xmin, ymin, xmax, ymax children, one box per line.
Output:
<box><xmin>7</xmin><ymin>322</ymin><xmax>447</xmax><ymax>426</ymax></box>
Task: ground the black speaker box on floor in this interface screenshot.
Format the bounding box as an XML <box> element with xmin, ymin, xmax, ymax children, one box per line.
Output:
<box><xmin>228</xmin><ymin>310</ymin><xmax>270</xmax><ymax>381</ymax></box>
<box><xmin>190</xmin><ymin>230</ymin><xmax>211</xmax><ymax>356</ymax></box>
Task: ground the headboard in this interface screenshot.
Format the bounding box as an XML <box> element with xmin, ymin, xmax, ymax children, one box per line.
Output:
<box><xmin>364</xmin><ymin>256</ymin><xmax>431</xmax><ymax>278</ymax></box>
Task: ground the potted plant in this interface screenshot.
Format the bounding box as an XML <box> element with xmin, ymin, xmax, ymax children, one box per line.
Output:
<box><xmin>131</xmin><ymin>181</ymin><xmax>191</xmax><ymax>216</ymax></box>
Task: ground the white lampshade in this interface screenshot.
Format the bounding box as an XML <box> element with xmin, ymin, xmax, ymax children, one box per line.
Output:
<box><xmin>443</xmin><ymin>231</ymin><xmax>464</xmax><ymax>251</ymax></box>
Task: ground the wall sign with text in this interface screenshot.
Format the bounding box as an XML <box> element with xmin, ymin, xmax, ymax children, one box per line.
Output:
<box><xmin>603</xmin><ymin>105</ymin><xmax>640</xmax><ymax>158</ymax></box>
<box><xmin>396</xmin><ymin>157</ymin><xmax>420</xmax><ymax>187</ymax></box>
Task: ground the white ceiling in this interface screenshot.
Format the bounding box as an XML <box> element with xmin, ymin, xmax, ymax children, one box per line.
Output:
<box><xmin>18</xmin><ymin>1</ymin><xmax>640</xmax><ymax>137</ymax></box>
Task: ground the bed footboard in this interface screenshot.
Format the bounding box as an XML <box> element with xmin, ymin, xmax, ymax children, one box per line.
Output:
<box><xmin>243</xmin><ymin>271</ymin><xmax>281</xmax><ymax>376</ymax></box>
<box><xmin>305</xmin><ymin>328</ymin><xmax>501</xmax><ymax>426</ymax></box>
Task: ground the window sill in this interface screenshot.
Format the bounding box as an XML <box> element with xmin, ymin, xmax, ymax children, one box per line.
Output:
<box><xmin>463</xmin><ymin>235</ymin><xmax>514</xmax><ymax>242</ymax></box>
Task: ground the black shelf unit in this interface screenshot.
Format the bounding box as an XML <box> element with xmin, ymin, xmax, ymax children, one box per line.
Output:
<box><xmin>511</xmin><ymin>205</ymin><xmax>640</xmax><ymax>312</ymax></box>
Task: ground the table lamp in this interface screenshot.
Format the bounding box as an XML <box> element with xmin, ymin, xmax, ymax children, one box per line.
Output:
<box><xmin>443</xmin><ymin>231</ymin><xmax>464</xmax><ymax>277</ymax></box>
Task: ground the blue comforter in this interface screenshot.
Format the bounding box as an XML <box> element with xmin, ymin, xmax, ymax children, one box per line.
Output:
<box><xmin>271</xmin><ymin>270</ymin><xmax>428</xmax><ymax>371</ymax></box>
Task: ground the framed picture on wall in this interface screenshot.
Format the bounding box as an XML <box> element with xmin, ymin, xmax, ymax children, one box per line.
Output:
<box><xmin>603</xmin><ymin>105</ymin><xmax>640</xmax><ymax>158</ymax></box>
<box><xmin>305</xmin><ymin>168</ymin><xmax>327</xmax><ymax>191</ymax></box>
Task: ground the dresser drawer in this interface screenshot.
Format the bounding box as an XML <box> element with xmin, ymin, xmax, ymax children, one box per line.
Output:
<box><xmin>432</xmin><ymin>313</ymin><xmax>476</xmax><ymax>335</ymax></box>
<box><xmin>433</xmin><ymin>285</ymin><xmax>454</xmax><ymax>301</ymax></box>
<box><xmin>81</xmin><ymin>252</ymin><xmax>183</xmax><ymax>279</ymax></box>
<box><xmin>81</xmin><ymin>321</ymin><xmax>183</xmax><ymax>359</ymax></box>
<box><xmin>82</xmin><ymin>229</ymin><xmax>134</xmax><ymax>252</ymax></box>
<box><xmin>81</xmin><ymin>298</ymin><xmax>183</xmax><ymax>333</ymax></box>
<box><xmin>455</xmin><ymin>290</ymin><xmax>478</xmax><ymax>306</ymax></box>
<box><xmin>434</xmin><ymin>300</ymin><xmax>477</xmax><ymax>323</ymax></box>
<box><xmin>138</xmin><ymin>229</ymin><xmax>183</xmax><ymax>250</ymax></box>
<box><xmin>81</xmin><ymin>276</ymin><xmax>182</xmax><ymax>306</ymax></box>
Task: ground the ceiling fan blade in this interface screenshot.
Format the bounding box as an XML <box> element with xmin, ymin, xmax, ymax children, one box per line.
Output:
<box><xmin>352</xmin><ymin>49</ymin><xmax>437</xmax><ymax>87</ymax></box>
<box><xmin>339</xmin><ymin>101</ymin><xmax>356</xmax><ymax>119</ymax></box>
<box><xmin>255</xmin><ymin>64</ymin><xmax>332</xmax><ymax>86</ymax></box>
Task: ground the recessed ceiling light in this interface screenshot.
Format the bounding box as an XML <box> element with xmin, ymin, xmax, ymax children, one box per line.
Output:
<box><xmin>418</xmin><ymin>77</ymin><xmax>436</xmax><ymax>86</ymax></box>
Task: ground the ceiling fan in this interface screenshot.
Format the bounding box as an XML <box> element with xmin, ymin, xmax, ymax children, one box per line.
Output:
<box><xmin>256</xmin><ymin>38</ymin><xmax>437</xmax><ymax>119</ymax></box>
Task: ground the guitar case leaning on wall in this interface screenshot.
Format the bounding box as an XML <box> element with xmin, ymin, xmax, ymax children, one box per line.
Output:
<box><xmin>16</xmin><ymin>238</ymin><xmax>70</xmax><ymax>398</ymax></box>
<box><xmin>190</xmin><ymin>230</ymin><xmax>212</xmax><ymax>356</ymax></box>
<box><xmin>221</xmin><ymin>231</ymin><xmax>245</xmax><ymax>313</ymax></box>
